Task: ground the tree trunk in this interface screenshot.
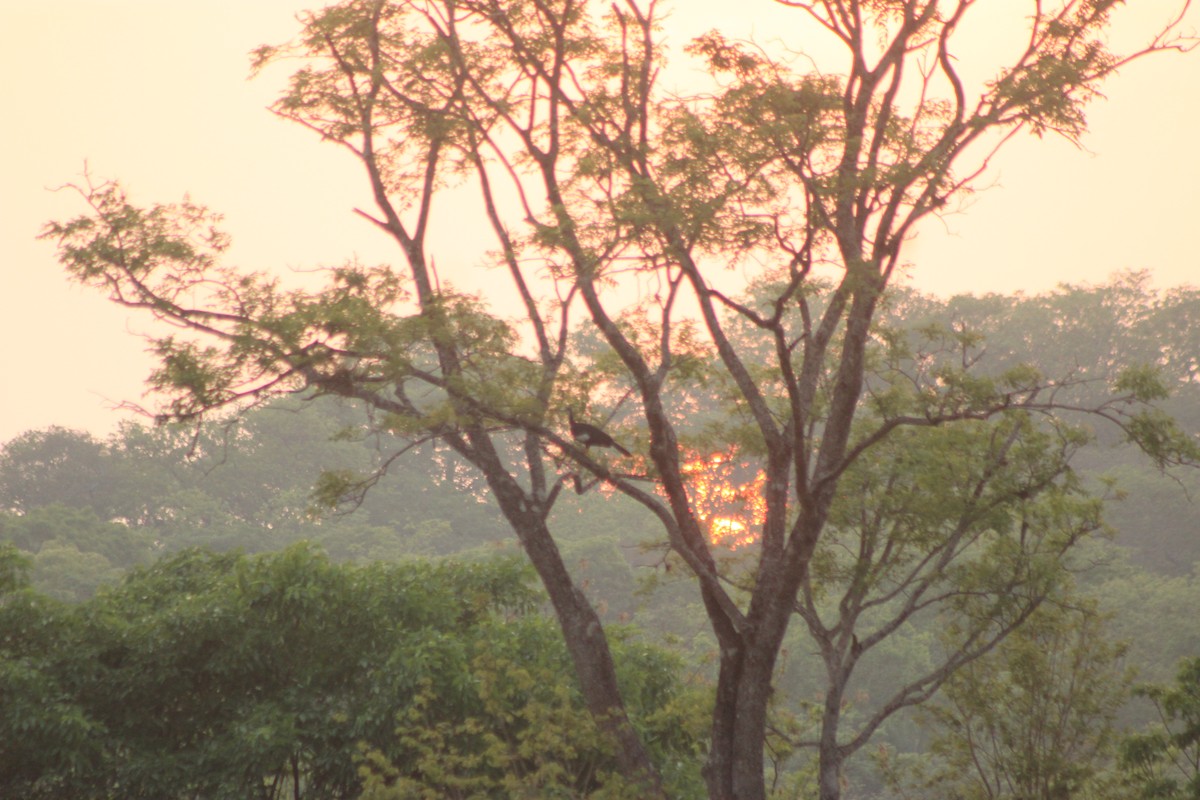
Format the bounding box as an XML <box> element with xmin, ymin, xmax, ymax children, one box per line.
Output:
<box><xmin>731</xmin><ymin>646</ymin><xmax>779</xmax><ymax>799</ymax></box>
<box><xmin>818</xmin><ymin>741</ymin><xmax>844</xmax><ymax>800</ymax></box>
<box><xmin>523</xmin><ymin>515</ymin><xmax>665</xmax><ymax>794</ymax></box>
<box><xmin>481</xmin><ymin>462</ymin><xmax>667</xmax><ymax>797</ymax></box>
<box><xmin>818</xmin><ymin>695</ymin><xmax>846</xmax><ymax>800</ymax></box>
<box><xmin>705</xmin><ymin>597</ymin><xmax>801</xmax><ymax>798</ymax></box>
<box><xmin>704</xmin><ymin>644</ymin><xmax>743</xmax><ymax>800</ymax></box>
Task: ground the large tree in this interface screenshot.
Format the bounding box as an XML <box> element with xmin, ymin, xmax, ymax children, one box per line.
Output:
<box><xmin>42</xmin><ymin>2</ymin><xmax>1197</xmax><ymax>798</ymax></box>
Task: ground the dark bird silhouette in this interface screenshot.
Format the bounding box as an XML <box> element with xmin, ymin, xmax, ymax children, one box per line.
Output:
<box><xmin>568</xmin><ymin>408</ymin><xmax>631</xmax><ymax>456</ymax></box>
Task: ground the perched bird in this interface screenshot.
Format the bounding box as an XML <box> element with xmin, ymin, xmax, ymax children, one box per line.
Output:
<box><xmin>568</xmin><ymin>408</ymin><xmax>631</xmax><ymax>456</ymax></box>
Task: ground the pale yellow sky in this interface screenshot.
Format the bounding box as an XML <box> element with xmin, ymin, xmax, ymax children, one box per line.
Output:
<box><xmin>2</xmin><ymin>0</ymin><xmax>1198</xmax><ymax>443</ymax></box>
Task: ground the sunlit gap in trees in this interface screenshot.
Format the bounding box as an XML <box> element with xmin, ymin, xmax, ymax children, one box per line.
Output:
<box><xmin>677</xmin><ymin>449</ymin><xmax>767</xmax><ymax>550</ymax></box>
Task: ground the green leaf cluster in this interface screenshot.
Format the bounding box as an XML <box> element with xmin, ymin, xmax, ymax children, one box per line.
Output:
<box><xmin>0</xmin><ymin>543</ymin><xmax>706</xmax><ymax>799</ymax></box>
<box><xmin>1120</xmin><ymin>657</ymin><xmax>1200</xmax><ymax>800</ymax></box>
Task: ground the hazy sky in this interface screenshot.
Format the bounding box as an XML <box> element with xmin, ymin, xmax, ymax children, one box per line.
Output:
<box><xmin>3</xmin><ymin>0</ymin><xmax>1198</xmax><ymax>444</ymax></box>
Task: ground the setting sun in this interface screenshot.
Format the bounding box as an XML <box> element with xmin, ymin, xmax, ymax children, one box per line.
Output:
<box><xmin>679</xmin><ymin>450</ymin><xmax>767</xmax><ymax>550</ymax></box>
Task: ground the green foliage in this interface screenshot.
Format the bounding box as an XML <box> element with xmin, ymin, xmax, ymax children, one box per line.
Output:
<box><xmin>889</xmin><ymin>597</ymin><xmax>1131</xmax><ymax>800</ymax></box>
<box><xmin>0</xmin><ymin>544</ymin><xmax>704</xmax><ymax>799</ymax></box>
<box><xmin>1116</xmin><ymin>365</ymin><xmax>1173</xmax><ymax>403</ymax></box>
<box><xmin>0</xmin><ymin>398</ymin><xmax>513</xmax><ymax>570</ymax></box>
<box><xmin>1123</xmin><ymin>408</ymin><xmax>1200</xmax><ymax>469</ymax></box>
<box><xmin>1120</xmin><ymin>657</ymin><xmax>1200</xmax><ymax>800</ymax></box>
<box><xmin>0</xmin><ymin>427</ymin><xmax>129</xmax><ymax>517</ymax></box>
<box><xmin>0</xmin><ymin>543</ymin><xmax>30</xmax><ymax>595</ymax></box>
<box><xmin>358</xmin><ymin>620</ymin><xmax>710</xmax><ymax>800</ymax></box>
<box><xmin>0</xmin><ymin>506</ymin><xmax>152</xmax><ymax>600</ymax></box>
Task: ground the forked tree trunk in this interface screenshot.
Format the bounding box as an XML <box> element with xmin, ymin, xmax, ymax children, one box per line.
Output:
<box><xmin>705</xmin><ymin>571</ymin><xmax>811</xmax><ymax>798</ymax></box>
<box><xmin>817</xmin><ymin>677</ymin><xmax>848</xmax><ymax>800</ymax></box>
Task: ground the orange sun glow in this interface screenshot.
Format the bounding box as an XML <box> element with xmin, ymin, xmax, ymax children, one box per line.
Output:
<box><xmin>678</xmin><ymin>450</ymin><xmax>767</xmax><ymax>550</ymax></box>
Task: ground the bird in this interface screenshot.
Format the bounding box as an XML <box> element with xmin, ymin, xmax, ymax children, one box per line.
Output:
<box><xmin>567</xmin><ymin>408</ymin><xmax>631</xmax><ymax>456</ymax></box>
